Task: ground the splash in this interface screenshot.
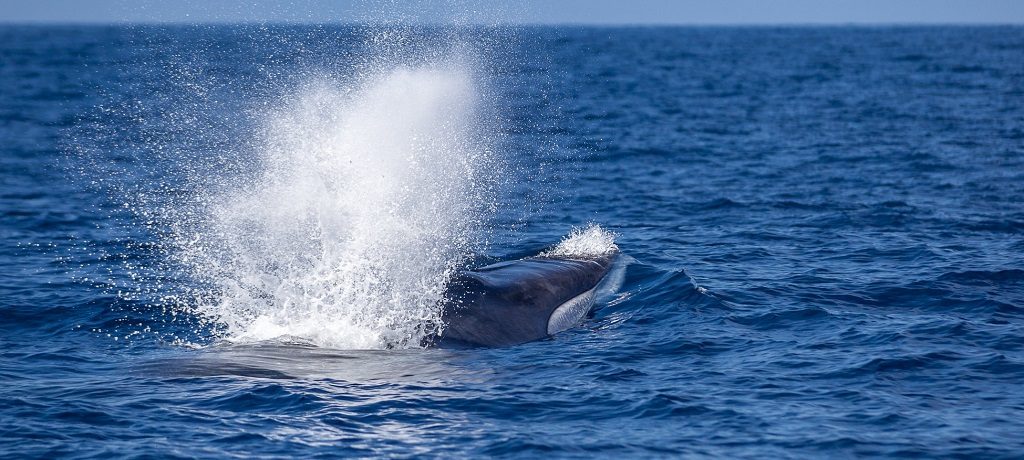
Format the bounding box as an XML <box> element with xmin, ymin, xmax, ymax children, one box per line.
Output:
<box><xmin>543</xmin><ymin>224</ymin><xmax>618</xmax><ymax>258</ymax></box>
<box><xmin>169</xmin><ymin>62</ymin><xmax>497</xmax><ymax>349</ymax></box>
<box><xmin>72</xmin><ymin>24</ymin><xmax>570</xmax><ymax>349</ymax></box>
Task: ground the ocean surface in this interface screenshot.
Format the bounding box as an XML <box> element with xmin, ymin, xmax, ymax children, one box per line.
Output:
<box><xmin>2</xmin><ymin>25</ymin><xmax>1024</xmax><ymax>458</ymax></box>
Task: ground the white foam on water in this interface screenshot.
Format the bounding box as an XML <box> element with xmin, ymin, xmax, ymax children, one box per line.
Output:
<box><xmin>542</xmin><ymin>224</ymin><xmax>619</xmax><ymax>259</ymax></box>
<box><xmin>171</xmin><ymin>62</ymin><xmax>497</xmax><ymax>349</ymax></box>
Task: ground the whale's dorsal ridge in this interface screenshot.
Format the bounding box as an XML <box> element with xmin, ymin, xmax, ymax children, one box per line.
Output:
<box><xmin>438</xmin><ymin>250</ymin><xmax>619</xmax><ymax>347</ymax></box>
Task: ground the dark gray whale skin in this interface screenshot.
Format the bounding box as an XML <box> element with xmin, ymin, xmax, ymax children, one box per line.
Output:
<box><xmin>435</xmin><ymin>251</ymin><xmax>618</xmax><ymax>347</ymax></box>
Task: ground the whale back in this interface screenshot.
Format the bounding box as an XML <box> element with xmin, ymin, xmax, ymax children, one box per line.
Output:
<box><xmin>438</xmin><ymin>253</ymin><xmax>617</xmax><ymax>347</ymax></box>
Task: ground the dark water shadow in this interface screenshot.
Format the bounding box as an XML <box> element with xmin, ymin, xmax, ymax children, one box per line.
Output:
<box><xmin>139</xmin><ymin>340</ymin><xmax>482</xmax><ymax>384</ymax></box>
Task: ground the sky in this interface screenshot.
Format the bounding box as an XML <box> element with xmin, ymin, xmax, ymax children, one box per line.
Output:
<box><xmin>2</xmin><ymin>0</ymin><xmax>1024</xmax><ymax>25</ymax></box>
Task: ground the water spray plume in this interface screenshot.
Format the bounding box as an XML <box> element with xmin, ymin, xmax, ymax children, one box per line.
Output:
<box><xmin>172</xmin><ymin>62</ymin><xmax>496</xmax><ymax>349</ymax></box>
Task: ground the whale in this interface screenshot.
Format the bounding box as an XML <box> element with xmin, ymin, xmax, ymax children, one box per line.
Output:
<box><xmin>435</xmin><ymin>250</ymin><xmax>619</xmax><ymax>347</ymax></box>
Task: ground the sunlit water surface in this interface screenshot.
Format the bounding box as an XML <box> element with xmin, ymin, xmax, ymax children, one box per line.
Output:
<box><xmin>2</xmin><ymin>25</ymin><xmax>1024</xmax><ymax>457</ymax></box>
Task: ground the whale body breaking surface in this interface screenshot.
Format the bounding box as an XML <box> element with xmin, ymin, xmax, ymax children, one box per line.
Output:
<box><xmin>435</xmin><ymin>226</ymin><xmax>620</xmax><ymax>347</ymax></box>
<box><xmin>436</xmin><ymin>251</ymin><xmax>618</xmax><ymax>347</ymax></box>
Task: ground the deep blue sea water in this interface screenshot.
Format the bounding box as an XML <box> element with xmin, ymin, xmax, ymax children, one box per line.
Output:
<box><xmin>2</xmin><ymin>25</ymin><xmax>1024</xmax><ymax>458</ymax></box>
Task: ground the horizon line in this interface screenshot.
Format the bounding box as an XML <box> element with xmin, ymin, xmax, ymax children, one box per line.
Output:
<box><xmin>2</xmin><ymin>20</ymin><xmax>1023</xmax><ymax>27</ymax></box>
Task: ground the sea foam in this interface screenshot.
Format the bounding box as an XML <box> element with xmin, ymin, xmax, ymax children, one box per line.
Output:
<box><xmin>543</xmin><ymin>224</ymin><xmax>619</xmax><ymax>258</ymax></box>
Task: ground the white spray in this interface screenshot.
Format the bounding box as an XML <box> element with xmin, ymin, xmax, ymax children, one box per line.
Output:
<box><xmin>171</xmin><ymin>61</ymin><xmax>496</xmax><ymax>349</ymax></box>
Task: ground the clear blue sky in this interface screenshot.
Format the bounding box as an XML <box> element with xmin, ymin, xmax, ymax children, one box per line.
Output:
<box><xmin>2</xmin><ymin>0</ymin><xmax>1023</xmax><ymax>24</ymax></box>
